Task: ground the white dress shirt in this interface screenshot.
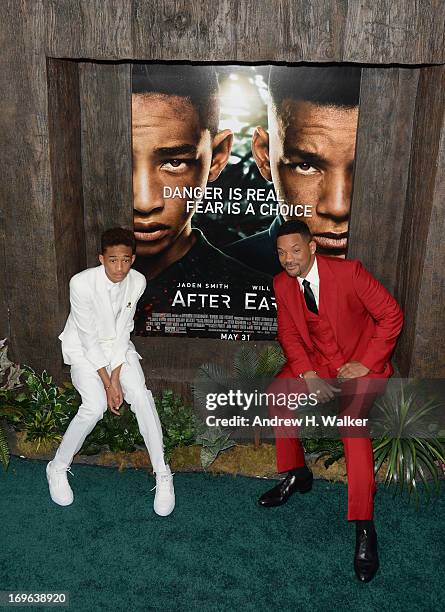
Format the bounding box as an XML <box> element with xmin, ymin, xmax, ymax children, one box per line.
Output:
<box><xmin>297</xmin><ymin>256</ymin><xmax>320</xmax><ymax>308</ymax></box>
<box><xmin>105</xmin><ymin>274</ymin><xmax>123</xmax><ymax>318</ymax></box>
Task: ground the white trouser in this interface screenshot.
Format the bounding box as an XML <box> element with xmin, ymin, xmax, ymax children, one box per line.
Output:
<box><xmin>53</xmin><ymin>352</ymin><xmax>167</xmax><ymax>473</ymax></box>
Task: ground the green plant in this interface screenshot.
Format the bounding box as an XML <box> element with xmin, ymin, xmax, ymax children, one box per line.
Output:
<box><xmin>82</xmin><ymin>403</ymin><xmax>144</xmax><ymax>454</ymax></box>
<box><xmin>0</xmin><ymin>402</ymin><xmax>24</xmax><ymax>468</ymax></box>
<box><xmin>1</xmin><ymin>364</ymin><xmax>80</xmax><ymax>454</ymax></box>
<box><xmin>233</xmin><ymin>345</ymin><xmax>286</xmax><ymax>381</ymax></box>
<box><xmin>0</xmin><ymin>339</ymin><xmax>23</xmax><ymax>392</ymax></box>
<box><xmin>302</xmin><ymin>438</ymin><xmax>345</xmax><ymax>468</ymax></box>
<box><xmin>23</xmin><ymin>409</ymin><xmax>62</xmax><ymax>449</ymax></box>
<box><xmin>3</xmin><ymin>361</ymin><xmax>201</xmax><ymax>461</ymax></box>
<box><xmin>155</xmin><ymin>390</ymin><xmax>196</xmax><ymax>461</ymax></box>
<box><xmin>193</xmin><ymin>346</ymin><xmax>286</xmax><ymax>449</ymax></box>
<box><xmin>0</xmin><ymin>425</ymin><xmax>9</xmax><ymax>469</ymax></box>
<box><xmin>17</xmin><ymin>368</ymin><xmax>79</xmax><ymax>450</ymax></box>
<box><xmin>194</xmin><ymin>346</ymin><xmax>285</xmax><ymax>400</ymax></box>
<box><xmin>372</xmin><ymin>381</ymin><xmax>445</xmax><ymax>504</ymax></box>
<box><xmin>0</xmin><ymin>338</ymin><xmax>26</xmax><ymax>469</ymax></box>
<box><xmin>195</xmin><ymin>425</ymin><xmax>236</xmax><ymax>469</ymax></box>
<box><xmin>2</xmin><ymin>347</ymin><xmax>232</xmax><ymax>466</ymax></box>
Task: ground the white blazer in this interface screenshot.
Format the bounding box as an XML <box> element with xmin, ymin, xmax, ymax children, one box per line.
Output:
<box><xmin>59</xmin><ymin>264</ymin><xmax>146</xmax><ymax>371</ymax></box>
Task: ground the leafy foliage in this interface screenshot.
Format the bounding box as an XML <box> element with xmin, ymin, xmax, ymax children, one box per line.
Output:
<box><xmin>0</xmin><ymin>425</ymin><xmax>9</xmax><ymax>470</ymax></box>
<box><xmin>18</xmin><ymin>369</ymin><xmax>79</xmax><ymax>450</ymax></box>
<box><xmin>195</xmin><ymin>424</ymin><xmax>236</xmax><ymax>469</ymax></box>
<box><xmin>1</xmin><ymin>359</ymin><xmax>206</xmax><ymax>465</ymax></box>
<box><xmin>0</xmin><ymin>338</ymin><xmax>235</xmax><ymax>469</ymax></box>
<box><xmin>82</xmin><ymin>404</ymin><xmax>144</xmax><ymax>454</ymax></box>
<box><xmin>0</xmin><ymin>339</ymin><xmax>26</xmax><ymax>469</ymax></box>
<box><xmin>0</xmin><ymin>338</ymin><xmax>24</xmax><ymax>391</ymax></box>
<box><xmin>193</xmin><ymin>345</ymin><xmax>287</xmax><ymax>453</ymax></box>
<box><xmin>154</xmin><ymin>390</ymin><xmax>197</xmax><ymax>461</ymax></box>
<box><xmin>1</xmin><ymin>362</ymin><xmax>81</xmax><ymax>454</ymax></box>
<box><xmin>255</xmin><ymin>346</ymin><xmax>286</xmax><ymax>377</ymax></box>
<box><xmin>302</xmin><ymin>438</ymin><xmax>345</xmax><ymax>468</ymax></box>
<box><xmin>233</xmin><ymin>347</ymin><xmax>259</xmax><ymax>379</ymax></box>
<box><xmin>4</xmin><ymin>342</ymin><xmax>443</xmax><ymax>497</ymax></box>
<box><xmin>192</xmin><ymin>362</ymin><xmax>232</xmax><ymax>410</ymax></box>
<box><xmin>193</xmin><ymin>345</ymin><xmax>286</xmax><ymax>408</ymax></box>
<box><xmin>233</xmin><ymin>345</ymin><xmax>285</xmax><ymax>382</ymax></box>
<box><xmin>372</xmin><ymin>381</ymin><xmax>445</xmax><ymax>504</ymax></box>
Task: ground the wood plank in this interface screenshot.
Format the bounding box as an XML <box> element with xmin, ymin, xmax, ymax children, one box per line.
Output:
<box><xmin>134</xmin><ymin>0</ymin><xmax>445</xmax><ymax>64</ymax></box>
<box><xmin>45</xmin><ymin>0</ymin><xmax>133</xmax><ymax>59</ymax></box>
<box><xmin>234</xmin><ymin>0</ymin><xmax>291</xmax><ymax>61</ymax></box>
<box><xmin>0</xmin><ymin>210</ymin><xmax>10</xmax><ymax>341</ymax></box>
<box><xmin>43</xmin><ymin>0</ymin><xmax>445</xmax><ymax>65</ymax></box>
<box><xmin>79</xmin><ymin>62</ymin><xmax>132</xmax><ymax>265</ymax></box>
<box><xmin>344</xmin><ymin>0</ymin><xmax>445</xmax><ymax>64</ymax></box>
<box><xmin>348</xmin><ymin>67</ymin><xmax>419</xmax><ymax>292</ymax></box>
<box><xmin>47</xmin><ymin>58</ymin><xmax>86</xmax><ymax>320</ymax></box>
<box><xmin>0</xmin><ymin>0</ymin><xmax>62</xmax><ymax>372</ymax></box>
<box><xmin>396</xmin><ymin>66</ymin><xmax>445</xmax><ymax>376</ymax></box>
<box><xmin>410</xmin><ymin>123</ymin><xmax>445</xmax><ymax>376</ymax></box>
<box><xmin>132</xmin><ymin>0</ymin><xmax>237</xmax><ymax>61</ymax></box>
<box><xmin>133</xmin><ymin>0</ymin><xmax>347</xmax><ymax>63</ymax></box>
<box><xmin>277</xmin><ymin>0</ymin><xmax>348</xmax><ymax>62</ymax></box>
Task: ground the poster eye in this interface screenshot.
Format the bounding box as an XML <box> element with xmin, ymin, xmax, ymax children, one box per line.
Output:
<box><xmin>295</xmin><ymin>163</ymin><xmax>317</xmax><ymax>174</ymax></box>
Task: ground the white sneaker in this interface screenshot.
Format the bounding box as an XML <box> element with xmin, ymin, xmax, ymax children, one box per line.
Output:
<box><xmin>46</xmin><ymin>461</ymin><xmax>74</xmax><ymax>506</ymax></box>
<box><xmin>153</xmin><ymin>467</ymin><xmax>175</xmax><ymax>516</ymax></box>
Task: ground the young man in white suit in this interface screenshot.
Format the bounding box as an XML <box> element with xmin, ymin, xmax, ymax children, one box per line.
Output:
<box><xmin>46</xmin><ymin>227</ymin><xmax>175</xmax><ymax>516</ymax></box>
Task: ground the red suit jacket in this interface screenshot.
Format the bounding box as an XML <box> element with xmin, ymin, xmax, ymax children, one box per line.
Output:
<box><xmin>274</xmin><ymin>255</ymin><xmax>403</xmax><ymax>379</ymax></box>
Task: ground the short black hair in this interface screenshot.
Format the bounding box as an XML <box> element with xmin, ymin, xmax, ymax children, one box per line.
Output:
<box><xmin>101</xmin><ymin>227</ymin><xmax>136</xmax><ymax>254</ymax></box>
<box><xmin>268</xmin><ymin>64</ymin><xmax>361</xmax><ymax>111</ymax></box>
<box><xmin>276</xmin><ymin>220</ymin><xmax>312</xmax><ymax>242</ymax></box>
<box><xmin>132</xmin><ymin>63</ymin><xmax>220</xmax><ymax>136</ymax></box>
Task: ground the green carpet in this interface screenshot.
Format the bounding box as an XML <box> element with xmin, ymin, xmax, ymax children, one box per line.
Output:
<box><xmin>1</xmin><ymin>457</ymin><xmax>443</xmax><ymax>611</ymax></box>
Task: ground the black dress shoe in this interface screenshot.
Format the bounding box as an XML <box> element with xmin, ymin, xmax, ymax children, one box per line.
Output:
<box><xmin>258</xmin><ymin>469</ymin><xmax>313</xmax><ymax>507</ymax></box>
<box><xmin>354</xmin><ymin>526</ymin><xmax>379</xmax><ymax>582</ymax></box>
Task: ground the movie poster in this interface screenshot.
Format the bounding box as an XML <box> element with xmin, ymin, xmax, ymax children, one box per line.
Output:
<box><xmin>131</xmin><ymin>64</ymin><xmax>361</xmax><ymax>340</ymax></box>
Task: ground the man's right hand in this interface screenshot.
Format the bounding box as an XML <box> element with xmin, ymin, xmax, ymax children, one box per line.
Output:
<box><xmin>106</xmin><ymin>386</ymin><xmax>122</xmax><ymax>415</ymax></box>
<box><xmin>97</xmin><ymin>366</ymin><xmax>123</xmax><ymax>415</ymax></box>
<box><xmin>302</xmin><ymin>371</ymin><xmax>341</xmax><ymax>404</ymax></box>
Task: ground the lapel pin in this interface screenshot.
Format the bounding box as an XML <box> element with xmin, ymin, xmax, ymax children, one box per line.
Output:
<box><xmin>127</xmin><ymin>302</ymin><xmax>132</xmax><ymax>308</ymax></box>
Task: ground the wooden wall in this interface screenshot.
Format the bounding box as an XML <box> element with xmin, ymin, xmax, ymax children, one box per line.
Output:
<box><xmin>79</xmin><ymin>62</ymin><xmax>133</xmax><ymax>265</ymax></box>
<box><xmin>47</xmin><ymin>59</ymin><xmax>86</xmax><ymax>323</ymax></box>
<box><xmin>395</xmin><ymin>66</ymin><xmax>445</xmax><ymax>376</ymax></box>
<box><xmin>348</xmin><ymin>67</ymin><xmax>420</xmax><ymax>292</ymax></box>
<box><xmin>1</xmin><ymin>0</ymin><xmax>444</xmax><ymax>380</ymax></box>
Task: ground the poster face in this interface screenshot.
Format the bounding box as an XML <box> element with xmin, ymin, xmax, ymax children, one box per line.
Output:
<box><xmin>131</xmin><ymin>64</ymin><xmax>361</xmax><ymax>340</ymax></box>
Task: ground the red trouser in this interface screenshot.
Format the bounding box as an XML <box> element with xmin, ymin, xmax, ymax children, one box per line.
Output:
<box><xmin>268</xmin><ymin>363</ymin><xmax>386</xmax><ymax>521</ymax></box>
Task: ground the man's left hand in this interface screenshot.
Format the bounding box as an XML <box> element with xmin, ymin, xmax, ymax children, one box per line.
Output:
<box><xmin>337</xmin><ymin>361</ymin><xmax>369</xmax><ymax>381</ymax></box>
<box><xmin>110</xmin><ymin>377</ymin><xmax>123</xmax><ymax>409</ymax></box>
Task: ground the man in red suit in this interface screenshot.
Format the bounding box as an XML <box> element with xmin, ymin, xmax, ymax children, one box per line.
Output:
<box><xmin>258</xmin><ymin>220</ymin><xmax>403</xmax><ymax>582</ymax></box>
